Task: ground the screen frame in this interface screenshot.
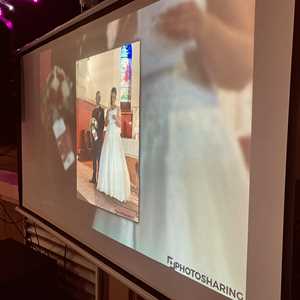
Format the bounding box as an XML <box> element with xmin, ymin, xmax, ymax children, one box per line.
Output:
<box><xmin>17</xmin><ymin>0</ymin><xmax>295</xmax><ymax>300</ymax></box>
<box><xmin>281</xmin><ymin>0</ymin><xmax>300</xmax><ymax>299</ymax></box>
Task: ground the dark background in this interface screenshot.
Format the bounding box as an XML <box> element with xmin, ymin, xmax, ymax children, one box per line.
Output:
<box><xmin>0</xmin><ymin>1</ymin><xmax>299</xmax><ymax>300</ymax></box>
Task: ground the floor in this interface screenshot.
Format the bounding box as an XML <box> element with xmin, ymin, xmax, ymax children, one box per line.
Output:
<box><xmin>77</xmin><ymin>160</ymin><xmax>139</xmax><ymax>222</ymax></box>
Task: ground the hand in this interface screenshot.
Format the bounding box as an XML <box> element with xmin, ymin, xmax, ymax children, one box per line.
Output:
<box><xmin>184</xmin><ymin>48</ymin><xmax>211</xmax><ymax>86</ymax></box>
<box><xmin>157</xmin><ymin>1</ymin><xmax>204</xmax><ymax>42</ymax></box>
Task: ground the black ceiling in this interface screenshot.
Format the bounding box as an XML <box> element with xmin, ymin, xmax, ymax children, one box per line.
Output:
<box><xmin>2</xmin><ymin>0</ymin><xmax>81</xmax><ymax>49</ymax></box>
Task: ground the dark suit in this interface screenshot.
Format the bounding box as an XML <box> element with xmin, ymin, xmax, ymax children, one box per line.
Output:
<box><xmin>91</xmin><ymin>106</ymin><xmax>104</xmax><ymax>182</ymax></box>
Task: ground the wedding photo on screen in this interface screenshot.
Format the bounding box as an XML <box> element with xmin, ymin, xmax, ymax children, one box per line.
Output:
<box><xmin>76</xmin><ymin>42</ymin><xmax>140</xmax><ymax>222</ymax></box>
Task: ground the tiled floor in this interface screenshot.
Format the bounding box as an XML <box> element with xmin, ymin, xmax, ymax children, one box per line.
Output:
<box><xmin>77</xmin><ymin>160</ymin><xmax>139</xmax><ymax>222</ymax></box>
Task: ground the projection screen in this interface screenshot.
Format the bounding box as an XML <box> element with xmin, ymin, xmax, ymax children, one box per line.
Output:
<box><xmin>19</xmin><ymin>0</ymin><xmax>295</xmax><ymax>299</ymax></box>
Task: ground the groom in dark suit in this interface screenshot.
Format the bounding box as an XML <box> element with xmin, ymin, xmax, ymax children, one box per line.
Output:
<box><xmin>90</xmin><ymin>91</ymin><xmax>105</xmax><ymax>184</ymax></box>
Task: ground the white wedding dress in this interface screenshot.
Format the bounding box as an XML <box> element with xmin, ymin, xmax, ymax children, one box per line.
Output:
<box><xmin>96</xmin><ymin>107</ymin><xmax>131</xmax><ymax>202</ymax></box>
<box><xmin>93</xmin><ymin>0</ymin><xmax>250</xmax><ymax>296</ymax></box>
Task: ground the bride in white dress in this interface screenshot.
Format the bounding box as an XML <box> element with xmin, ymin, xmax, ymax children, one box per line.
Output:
<box><xmin>96</xmin><ymin>87</ymin><xmax>131</xmax><ymax>203</ymax></box>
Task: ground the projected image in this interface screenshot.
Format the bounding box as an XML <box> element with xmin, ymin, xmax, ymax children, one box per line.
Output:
<box><xmin>40</xmin><ymin>64</ymin><xmax>76</xmax><ymax>173</ymax></box>
<box><xmin>76</xmin><ymin>42</ymin><xmax>140</xmax><ymax>222</ymax></box>
<box><xmin>21</xmin><ymin>0</ymin><xmax>256</xmax><ymax>299</ymax></box>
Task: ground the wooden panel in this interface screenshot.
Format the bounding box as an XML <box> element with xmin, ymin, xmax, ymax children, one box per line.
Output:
<box><xmin>77</xmin><ymin>98</ymin><xmax>96</xmax><ymax>152</ymax></box>
<box><xmin>129</xmin><ymin>290</ymin><xmax>146</xmax><ymax>300</ymax></box>
<box><xmin>26</xmin><ymin>221</ymin><xmax>96</xmax><ymax>300</ymax></box>
<box><xmin>121</xmin><ymin>112</ymin><xmax>133</xmax><ymax>138</ymax></box>
<box><xmin>109</xmin><ymin>275</ymin><xmax>130</xmax><ymax>300</ymax></box>
<box><xmin>25</xmin><ymin>221</ymin><xmax>148</xmax><ymax>300</ymax></box>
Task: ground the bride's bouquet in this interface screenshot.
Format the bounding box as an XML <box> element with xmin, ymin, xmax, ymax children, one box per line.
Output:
<box><xmin>90</xmin><ymin>117</ymin><xmax>99</xmax><ymax>141</ymax></box>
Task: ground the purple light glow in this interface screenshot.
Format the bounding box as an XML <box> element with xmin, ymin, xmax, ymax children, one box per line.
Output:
<box><xmin>5</xmin><ymin>19</ymin><xmax>12</xmax><ymax>29</ymax></box>
<box><xmin>0</xmin><ymin>16</ymin><xmax>13</xmax><ymax>30</ymax></box>
<box><xmin>0</xmin><ymin>8</ymin><xmax>2</xmax><ymax>16</ymax></box>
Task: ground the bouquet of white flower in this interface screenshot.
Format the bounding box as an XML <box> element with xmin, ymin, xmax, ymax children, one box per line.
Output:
<box><xmin>90</xmin><ymin>117</ymin><xmax>98</xmax><ymax>141</ymax></box>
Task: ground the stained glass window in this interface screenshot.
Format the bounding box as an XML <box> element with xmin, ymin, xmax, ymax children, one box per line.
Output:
<box><xmin>120</xmin><ymin>43</ymin><xmax>132</xmax><ymax>103</ymax></box>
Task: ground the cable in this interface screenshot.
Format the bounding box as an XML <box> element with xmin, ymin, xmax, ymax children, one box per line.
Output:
<box><xmin>0</xmin><ymin>215</ymin><xmax>23</xmax><ymax>224</ymax></box>
<box><xmin>63</xmin><ymin>245</ymin><xmax>68</xmax><ymax>283</ymax></box>
<box><xmin>33</xmin><ymin>223</ymin><xmax>40</xmax><ymax>249</ymax></box>
<box><xmin>24</xmin><ymin>220</ymin><xmax>34</xmax><ymax>249</ymax></box>
<box><xmin>0</xmin><ymin>200</ymin><xmax>25</xmax><ymax>239</ymax></box>
<box><xmin>0</xmin><ymin>203</ymin><xmax>23</xmax><ymax>224</ymax></box>
<box><xmin>63</xmin><ymin>245</ymin><xmax>68</xmax><ymax>270</ymax></box>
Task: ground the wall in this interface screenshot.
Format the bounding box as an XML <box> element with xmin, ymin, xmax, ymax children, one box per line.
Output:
<box><xmin>76</xmin><ymin>42</ymin><xmax>140</xmax><ymax>110</ymax></box>
<box><xmin>76</xmin><ymin>41</ymin><xmax>140</xmax><ymax>151</ymax></box>
<box><xmin>76</xmin><ymin>98</ymin><xmax>95</xmax><ymax>153</ymax></box>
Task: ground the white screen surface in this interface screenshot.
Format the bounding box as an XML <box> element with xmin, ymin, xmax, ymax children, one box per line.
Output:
<box><xmin>21</xmin><ymin>0</ymin><xmax>294</xmax><ymax>299</ymax></box>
